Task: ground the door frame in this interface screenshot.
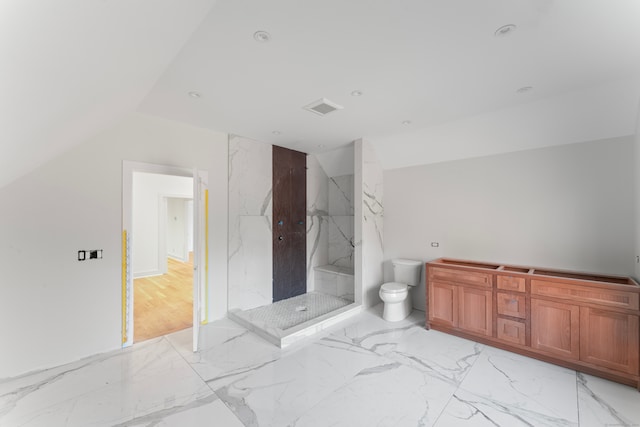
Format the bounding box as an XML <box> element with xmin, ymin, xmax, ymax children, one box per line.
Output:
<box><xmin>122</xmin><ymin>161</ymin><xmax>208</xmax><ymax>349</ymax></box>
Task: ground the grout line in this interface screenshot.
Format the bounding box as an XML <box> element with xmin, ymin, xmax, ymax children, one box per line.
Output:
<box><xmin>163</xmin><ymin>333</ymin><xmax>249</xmax><ymax>426</ymax></box>
<box><xmin>163</xmin><ymin>334</ymin><xmax>214</xmax><ymax>391</ymax></box>
<box><xmin>431</xmin><ymin>342</ymin><xmax>486</xmax><ymax>426</ymax></box>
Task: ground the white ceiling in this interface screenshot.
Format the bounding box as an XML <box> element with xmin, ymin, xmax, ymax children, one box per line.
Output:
<box><xmin>140</xmin><ymin>0</ymin><xmax>640</xmax><ymax>166</ymax></box>
<box><xmin>2</xmin><ymin>0</ymin><xmax>640</xmax><ymax>187</ymax></box>
<box><xmin>0</xmin><ymin>0</ymin><xmax>216</xmax><ymax>188</ymax></box>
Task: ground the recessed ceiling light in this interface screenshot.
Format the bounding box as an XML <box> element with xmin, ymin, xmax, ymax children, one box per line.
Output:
<box><xmin>516</xmin><ymin>86</ymin><xmax>533</xmax><ymax>94</ymax></box>
<box><xmin>272</xmin><ymin>130</ymin><xmax>281</xmax><ymax>135</ymax></box>
<box><xmin>351</xmin><ymin>90</ymin><xmax>363</xmax><ymax>97</ymax></box>
<box><xmin>253</xmin><ymin>31</ymin><xmax>271</xmax><ymax>42</ymax></box>
<box><xmin>188</xmin><ymin>91</ymin><xmax>201</xmax><ymax>99</ymax></box>
<box><xmin>494</xmin><ymin>24</ymin><xmax>517</xmax><ymax>37</ymax></box>
<box><xmin>402</xmin><ymin>120</ymin><xmax>412</xmax><ymax>125</ymax></box>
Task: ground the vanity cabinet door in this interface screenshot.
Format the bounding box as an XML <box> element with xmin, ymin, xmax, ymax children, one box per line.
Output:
<box><xmin>531</xmin><ymin>299</ymin><xmax>580</xmax><ymax>360</ymax></box>
<box><xmin>458</xmin><ymin>286</ymin><xmax>492</xmax><ymax>337</ymax></box>
<box><xmin>429</xmin><ymin>281</ymin><xmax>458</xmax><ymax>328</ymax></box>
<box><xmin>580</xmin><ymin>308</ymin><xmax>639</xmax><ymax>375</ymax></box>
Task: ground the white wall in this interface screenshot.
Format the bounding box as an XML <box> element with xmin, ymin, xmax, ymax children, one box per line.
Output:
<box><xmin>635</xmin><ymin>100</ymin><xmax>640</xmax><ymax>281</ymax></box>
<box><xmin>133</xmin><ymin>173</ymin><xmax>192</xmax><ymax>275</ymax></box>
<box><xmin>384</xmin><ymin>136</ymin><xmax>635</xmax><ymax>311</ymax></box>
<box><xmin>166</xmin><ymin>197</ymin><xmax>191</xmax><ymax>261</ymax></box>
<box><xmin>0</xmin><ymin>113</ymin><xmax>228</xmax><ymax>378</ymax></box>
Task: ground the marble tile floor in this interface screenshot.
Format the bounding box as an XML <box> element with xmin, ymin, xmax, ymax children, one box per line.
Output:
<box><xmin>1</xmin><ymin>305</ymin><xmax>639</xmax><ymax>427</ymax></box>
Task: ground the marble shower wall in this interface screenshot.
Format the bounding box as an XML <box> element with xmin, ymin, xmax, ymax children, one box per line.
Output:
<box><xmin>326</xmin><ymin>175</ymin><xmax>354</xmax><ymax>269</ymax></box>
<box><xmin>354</xmin><ymin>139</ymin><xmax>384</xmax><ymax>307</ymax></box>
<box><xmin>306</xmin><ymin>155</ymin><xmax>329</xmax><ymax>292</ymax></box>
<box><xmin>228</xmin><ymin>135</ymin><xmax>273</xmax><ymax>310</ymax></box>
<box><xmin>229</xmin><ymin>142</ymin><xmax>354</xmax><ymax>309</ymax></box>
<box><xmin>307</xmin><ymin>154</ymin><xmax>355</xmax><ymax>297</ymax></box>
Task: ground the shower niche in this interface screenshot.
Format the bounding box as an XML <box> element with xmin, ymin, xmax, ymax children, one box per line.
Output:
<box><xmin>227</xmin><ymin>135</ymin><xmax>360</xmax><ymax>347</ymax></box>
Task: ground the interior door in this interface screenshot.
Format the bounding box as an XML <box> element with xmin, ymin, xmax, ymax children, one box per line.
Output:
<box><xmin>272</xmin><ymin>146</ymin><xmax>307</xmax><ymax>302</ymax></box>
<box><xmin>192</xmin><ymin>169</ymin><xmax>209</xmax><ymax>352</ymax></box>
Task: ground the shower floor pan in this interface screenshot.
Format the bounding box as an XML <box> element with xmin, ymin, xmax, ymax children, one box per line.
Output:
<box><xmin>228</xmin><ymin>292</ymin><xmax>362</xmax><ymax>348</ymax></box>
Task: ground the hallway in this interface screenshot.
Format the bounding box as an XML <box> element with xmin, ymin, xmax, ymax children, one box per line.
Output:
<box><xmin>134</xmin><ymin>254</ymin><xmax>193</xmax><ymax>342</ymax></box>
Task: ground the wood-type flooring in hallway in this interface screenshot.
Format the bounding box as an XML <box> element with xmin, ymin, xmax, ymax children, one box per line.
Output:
<box><xmin>134</xmin><ymin>254</ymin><xmax>193</xmax><ymax>342</ymax></box>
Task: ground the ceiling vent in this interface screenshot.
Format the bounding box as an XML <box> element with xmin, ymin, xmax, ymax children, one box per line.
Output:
<box><xmin>303</xmin><ymin>98</ymin><xmax>343</xmax><ymax>116</ymax></box>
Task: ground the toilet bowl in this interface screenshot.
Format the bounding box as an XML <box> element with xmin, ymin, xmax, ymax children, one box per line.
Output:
<box><xmin>379</xmin><ymin>259</ymin><xmax>422</xmax><ymax>322</ymax></box>
<box><xmin>379</xmin><ymin>282</ymin><xmax>411</xmax><ymax>321</ymax></box>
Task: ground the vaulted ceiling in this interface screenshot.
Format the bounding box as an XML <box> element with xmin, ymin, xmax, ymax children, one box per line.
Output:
<box><xmin>2</xmin><ymin>0</ymin><xmax>640</xmax><ymax>186</ymax></box>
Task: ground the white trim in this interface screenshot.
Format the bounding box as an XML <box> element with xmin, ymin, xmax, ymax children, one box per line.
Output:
<box><xmin>133</xmin><ymin>270</ymin><xmax>163</xmax><ymax>279</ymax></box>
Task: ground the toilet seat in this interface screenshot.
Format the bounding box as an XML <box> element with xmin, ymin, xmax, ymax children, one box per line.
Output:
<box><xmin>380</xmin><ymin>282</ymin><xmax>408</xmax><ymax>294</ymax></box>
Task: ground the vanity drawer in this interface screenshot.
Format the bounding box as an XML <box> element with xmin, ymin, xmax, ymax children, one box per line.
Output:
<box><xmin>497</xmin><ymin>275</ymin><xmax>526</xmax><ymax>292</ymax></box>
<box><xmin>429</xmin><ymin>267</ymin><xmax>491</xmax><ymax>288</ymax></box>
<box><xmin>497</xmin><ymin>292</ymin><xmax>526</xmax><ymax>319</ymax></box>
<box><xmin>497</xmin><ymin>318</ymin><xmax>526</xmax><ymax>346</ymax></box>
<box><xmin>531</xmin><ymin>280</ymin><xmax>639</xmax><ymax>310</ymax></box>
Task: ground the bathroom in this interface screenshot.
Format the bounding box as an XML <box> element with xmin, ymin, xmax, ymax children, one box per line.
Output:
<box><xmin>226</xmin><ymin>136</ymin><xmax>416</xmax><ymax>345</ymax></box>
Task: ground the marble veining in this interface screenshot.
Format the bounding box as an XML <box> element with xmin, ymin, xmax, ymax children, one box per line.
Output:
<box><xmin>308</xmin><ymin>153</ymin><xmax>354</xmax><ymax>297</ymax></box>
<box><xmin>110</xmin><ymin>393</ymin><xmax>219</xmax><ymax>427</ymax></box>
<box><xmin>439</xmin><ymin>389</ymin><xmax>578</xmax><ymax>427</ymax></box>
<box><xmin>228</xmin><ymin>135</ymin><xmax>274</xmax><ymax>311</ymax></box>
<box><xmin>577</xmin><ymin>373</ymin><xmax>640</xmax><ymax>427</ymax></box>
<box><xmin>357</xmin><ymin>139</ymin><xmax>385</xmax><ymax>307</ymax></box>
<box><xmin>328</xmin><ymin>175</ymin><xmax>354</xmax><ymax>216</ymax></box>
<box><xmin>306</xmin><ymin>215</ymin><xmax>328</xmax><ymax>290</ymax></box>
<box><xmin>306</xmin><ymin>154</ymin><xmax>330</xmax><ymax>293</ymax></box>
<box><xmin>327</xmin><ymin>215</ymin><xmax>354</xmax><ymax>268</ymax></box>
<box><xmin>3</xmin><ymin>305</ymin><xmax>639</xmax><ymax>427</ymax></box>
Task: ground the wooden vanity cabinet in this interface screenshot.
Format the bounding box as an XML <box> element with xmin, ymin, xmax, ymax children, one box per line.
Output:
<box><xmin>429</xmin><ymin>265</ymin><xmax>493</xmax><ymax>337</ymax></box>
<box><xmin>458</xmin><ymin>286</ymin><xmax>492</xmax><ymax>336</ymax></box>
<box><xmin>428</xmin><ymin>280</ymin><xmax>492</xmax><ymax>337</ymax></box>
<box><xmin>426</xmin><ymin>258</ymin><xmax>640</xmax><ymax>389</ymax></box>
<box><xmin>429</xmin><ymin>281</ymin><xmax>457</xmax><ymax>327</ymax></box>
<box><xmin>579</xmin><ymin>307</ymin><xmax>639</xmax><ymax>375</ymax></box>
<box><xmin>531</xmin><ymin>298</ymin><xmax>580</xmax><ymax>360</ymax></box>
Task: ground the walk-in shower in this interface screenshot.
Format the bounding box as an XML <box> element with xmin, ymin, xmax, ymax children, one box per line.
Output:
<box><xmin>227</xmin><ymin>136</ymin><xmax>360</xmax><ymax>347</ymax></box>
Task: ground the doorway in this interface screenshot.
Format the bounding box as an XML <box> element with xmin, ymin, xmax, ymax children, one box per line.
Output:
<box><xmin>122</xmin><ymin>161</ymin><xmax>208</xmax><ymax>351</ymax></box>
<box><xmin>132</xmin><ymin>186</ymin><xmax>194</xmax><ymax>343</ymax></box>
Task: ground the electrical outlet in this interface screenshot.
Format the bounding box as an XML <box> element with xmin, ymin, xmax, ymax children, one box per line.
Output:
<box><xmin>78</xmin><ymin>250</ymin><xmax>86</xmax><ymax>261</ymax></box>
<box><xmin>431</xmin><ymin>242</ymin><xmax>440</xmax><ymax>248</ymax></box>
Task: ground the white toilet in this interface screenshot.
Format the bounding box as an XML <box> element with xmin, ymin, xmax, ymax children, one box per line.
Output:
<box><xmin>379</xmin><ymin>259</ymin><xmax>423</xmax><ymax>321</ymax></box>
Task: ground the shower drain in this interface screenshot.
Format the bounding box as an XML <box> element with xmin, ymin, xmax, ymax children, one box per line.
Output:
<box><xmin>295</xmin><ymin>305</ymin><xmax>308</xmax><ymax>312</ymax></box>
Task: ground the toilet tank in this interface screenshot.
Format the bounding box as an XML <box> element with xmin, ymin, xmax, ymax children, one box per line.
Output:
<box><xmin>392</xmin><ymin>259</ymin><xmax>423</xmax><ymax>287</ymax></box>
